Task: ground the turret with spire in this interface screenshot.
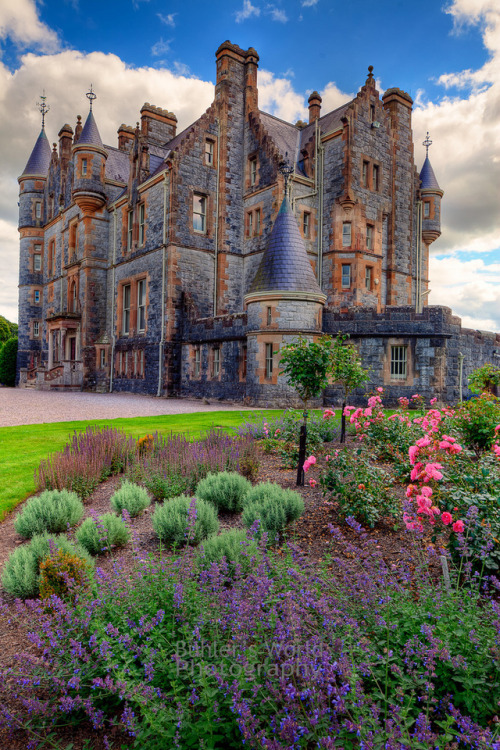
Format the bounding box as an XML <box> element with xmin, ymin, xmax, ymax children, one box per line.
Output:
<box><xmin>72</xmin><ymin>86</ymin><xmax>108</xmax><ymax>217</ymax></box>
<box><xmin>420</xmin><ymin>132</ymin><xmax>443</xmax><ymax>246</ymax></box>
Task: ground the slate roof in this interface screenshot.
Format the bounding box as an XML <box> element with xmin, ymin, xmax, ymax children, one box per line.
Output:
<box><xmin>79</xmin><ymin>110</ymin><xmax>104</xmax><ymax>148</ymax></box>
<box><xmin>105</xmin><ymin>146</ymin><xmax>130</xmax><ymax>183</ymax></box>
<box><xmin>248</xmin><ymin>195</ymin><xmax>324</xmax><ymax>296</ymax></box>
<box><xmin>22</xmin><ymin>128</ymin><xmax>51</xmax><ymax>176</ymax></box>
<box><xmin>419</xmin><ymin>156</ymin><xmax>441</xmax><ymax>190</ymax></box>
<box><xmin>259</xmin><ymin>112</ymin><xmax>300</xmax><ymax>164</ymax></box>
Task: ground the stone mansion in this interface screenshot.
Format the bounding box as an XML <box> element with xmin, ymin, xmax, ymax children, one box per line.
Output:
<box><xmin>16</xmin><ymin>41</ymin><xmax>500</xmax><ymax>404</ymax></box>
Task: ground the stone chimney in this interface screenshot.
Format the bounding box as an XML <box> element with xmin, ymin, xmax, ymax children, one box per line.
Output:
<box><xmin>308</xmin><ymin>91</ymin><xmax>322</xmax><ymax>123</ymax></box>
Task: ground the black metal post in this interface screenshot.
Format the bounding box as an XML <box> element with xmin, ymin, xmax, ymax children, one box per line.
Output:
<box><xmin>296</xmin><ymin>424</ymin><xmax>307</xmax><ymax>486</ymax></box>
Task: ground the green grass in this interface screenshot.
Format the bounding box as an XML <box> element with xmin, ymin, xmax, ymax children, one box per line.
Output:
<box><xmin>0</xmin><ymin>410</ymin><xmax>283</xmax><ymax>521</ymax></box>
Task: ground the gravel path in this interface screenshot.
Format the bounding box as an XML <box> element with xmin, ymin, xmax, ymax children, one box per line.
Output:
<box><xmin>0</xmin><ymin>388</ymin><xmax>255</xmax><ymax>427</ymax></box>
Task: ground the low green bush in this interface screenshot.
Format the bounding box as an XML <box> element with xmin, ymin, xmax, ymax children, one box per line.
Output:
<box><xmin>39</xmin><ymin>548</ymin><xmax>93</xmax><ymax>602</ymax></box>
<box><xmin>242</xmin><ymin>482</ymin><xmax>304</xmax><ymax>536</ymax></box>
<box><xmin>143</xmin><ymin>473</ymin><xmax>190</xmax><ymax>501</ymax></box>
<box><xmin>197</xmin><ymin>529</ymin><xmax>261</xmax><ymax>579</ymax></box>
<box><xmin>14</xmin><ymin>489</ymin><xmax>84</xmax><ymax>539</ymax></box>
<box><xmin>76</xmin><ymin>513</ymin><xmax>130</xmax><ymax>556</ymax></box>
<box><xmin>110</xmin><ymin>481</ymin><xmax>151</xmax><ymax>517</ymax></box>
<box><xmin>452</xmin><ymin>394</ymin><xmax>500</xmax><ymax>455</ymax></box>
<box><xmin>2</xmin><ymin>533</ymin><xmax>93</xmax><ymax>599</ymax></box>
<box><xmin>152</xmin><ymin>495</ymin><xmax>219</xmax><ymax>546</ymax></box>
<box><xmin>0</xmin><ymin>337</ymin><xmax>18</xmax><ymax>386</ymax></box>
<box><xmin>195</xmin><ymin>471</ymin><xmax>251</xmax><ymax>512</ymax></box>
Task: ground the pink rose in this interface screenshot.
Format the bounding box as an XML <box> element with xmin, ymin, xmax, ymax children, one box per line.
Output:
<box><xmin>452</xmin><ymin>520</ymin><xmax>465</xmax><ymax>533</ymax></box>
<box><xmin>441</xmin><ymin>512</ymin><xmax>452</xmax><ymax>525</ymax></box>
<box><xmin>408</xmin><ymin>445</ymin><xmax>419</xmax><ymax>465</ymax></box>
<box><xmin>430</xmin><ymin>397</ymin><xmax>437</xmax><ymax>404</ymax></box>
<box><xmin>377</xmin><ymin>387</ymin><xmax>384</xmax><ymax>393</ymax></box>
<box><xmin>303</xmin><ymin>455</ymin><xmax>316</xmax><ymax>473</ymax></box>
<box><xmin>309</xmin><ymin>479</ymin><xmax>318</xmax><ymax>488</ymax></box>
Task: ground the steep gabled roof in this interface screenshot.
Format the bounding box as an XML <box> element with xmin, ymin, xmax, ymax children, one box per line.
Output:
<box><xmin>258</xmin><ymin>112</ymin><xmax>300</xmax><ymax>164</ymax></box>
<box><xmin>248</xmin><ymin>195</ymin><xmax>323</xmax><ymax>296</ymax></box>
<box><xmin>22</xmin><ymin>129</ymin><xmax>51</xmax><ymax>176</ymax></box>
<box><xmin>78</xmin><ymin>110</ymin><xmax>104</xmax><ymax>148</ymax></box>
<box><xmin>419</xmin><ymin>156</ymin><xmax>441</xmax><ymax>190</ymax></box>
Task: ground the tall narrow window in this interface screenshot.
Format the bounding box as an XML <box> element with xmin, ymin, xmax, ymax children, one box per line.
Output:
<box><xmin>342</xmin><ymin>222</ymin><xmax>351</xmax><ymax>247</ymax></box>
<box><xmin>365</xmin><ymin>266</ymin><xmax>372</xmax><ymax>290</ymax></box>
<box><xmin>122</xmin><ymin>284</ymin><xmax>131</xmax><ymax>335</ymax></box>
<box><xmin>265</xmin><ymin>343</ymin><xmax>274</xmax><ymax>379</ymax></box>
<box><xmin>303</xmin><ymin>211</ymin><xmax>311</xmax><ymax>238</ymax></box>
<box><xmin>240</xmin><ymin>344</ymin><xmax>247</xmax><ymax>380</ymax></box>
<box><xmin>205</xmin><ymin>140</ymin><xmax>214</xmax><ymax>166</ymax></box>
<box><xmin>370</xmin><ymin>104</ymin><xmax>376</xmax><ymax>123</ymax></box>
<box><xmin>70</xmin><ymin>281</ymin><xmax>78</xmax><ymax>312</ymax></box>
<box><xmin>212</xmin><ymin>347</ymin><xmax>220</xmax><ymax>378</ymax></box>
<box><xmin>137</xmin><ymin>279</ymin><xmax>146</xmax><ymax>333</ymax></box>
<box><xmin>34</xmin><ymin>253</ymin><xmax>42</xmax><ymax>272</ymax></box>
<box><xmin>193</xmin><ymin>194</ymin><xmax>207</xmax><ymax>233</ymax></box>
<box><xmin>423</xmin><ymin>202</ymin><xmax>430</xmax><ymax>218</ymax></box>
<box><xmin>34</xmin><ymin>290</ymin><xmax>40</xmax><ymax>304</ymax></box>
<box><xmin>267</xmin><ymin>306</ymin><xmax>272</xmax><ymax>326</ymax></box>
<box><xmin>82</xmin><ymin>158</ymin><xmax>88</xmax><ymax>177</ymax></box>
<box><xmin>255</xmin><ymin>208</ymin><xmax>261</xmax><ymax>236</ymax></box>
<box><xmin>100</xmin><ymin>349</ymin><xmax>106</xmax><ymax>368</ymax></box>
<box><xmin>124</xmin><ymin>350</ymin><xmax>129</xmax><ymax>376</ymax></box>
<box><xmin>247</xmin><ymin>211</ymin><xmax>253</xmax><ymax>238</ymax></box>
<box><xmin>362</xmin><ymin>161</ymin><xmax>369</xmax><ymax>188</ymax></box>
<box><xmin>390</xmin><ymin>346</ymin><xmax>407</xmax><ymax>380</ymax></box>
<box><xmin>53</xmin><ymin>331</ymin><xmax>59</xmax><ymax>363</ymax></box>
<box><xmin>249</xmin><ymin>157</ymin><xmax>257</xmax><ymax>186</ymax></box>
<box><xmin>35</xmin><ymin>202</ymin><xmax>42</xmax><ymax>220</ymax></box>
<box><xmin>366</xmin><ymin>224</ymin><xmax>374</xmax><ymax>250</ymax></box>
<box><xmin>139</xmin><ymin>204</ymin><xmax>145</xmax><ymax>246</ymax></box>
<box><xmin>139</xmin><ymin>350</ymin><xmax>144</xmax><ymax>377</ymax></box>
<box><xmin>373</xmin><ymin>164</ymin><xmax>380</xmax><ymax>191</ymax></box>
<box><xmin>341</xmin><ymin>264</ymin><xmax>351</xmax><ymax>289</ymax></box>
<box><xmin>33</xmin><ymin>321</ymin><xmax>39</xmax><ymax>337</ymax></box>
<box><xmin>194</xmin><ymin>347</ymin><xmax>201</xmax><ymax>378</ymax></box>
<box><xmin>127</xmin><ymin>210</ymin><xmax>133</xmax><ymax>251</ymax></box>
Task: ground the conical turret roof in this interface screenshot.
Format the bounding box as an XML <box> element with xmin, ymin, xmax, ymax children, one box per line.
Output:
<box><xmin>22</xmin><ymin>128</ymin><xmax>51</xmax><ymax>176</ymax></box>
<box><xmin>248</xmin><ymin>195</ymin><xmax>323</xmax><ymax>296</ymax></box>
<box><xmin>420</xmin><ymin>156</ymin><xmax>441</xmax><ymax>190</ymax></box>
<box><xmin>78</xmin><ymin>110</ymin><xmax>104</xmax><ymax>148</ymax></box>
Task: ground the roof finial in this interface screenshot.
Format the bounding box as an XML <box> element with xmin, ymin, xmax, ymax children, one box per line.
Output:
<box><xmin>37</xmin><ymin>90</ymin><xmax>50</xmax><ymax>129</ymax></box>
<box><xmin>367</xmin><ymin>65</ymin><xmax>374</xmax><ymax>79</ymax></box>
<box><xmin>423</xmin><ymin>131</ymin><xmax>432</xmax><ymax>158</ymax></box>
<box><xmin>86</xmin><ymin>84</ymin><xmax>97</xmax><ymax>112</ymax></box>
<box><xmin>279</xmin><ymin>151</ymin><xmax>294</xmax><ymax>196</ymax></box>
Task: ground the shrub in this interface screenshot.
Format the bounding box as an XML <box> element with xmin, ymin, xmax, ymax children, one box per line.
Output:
<box><xmin>320</xmin><ymin>448</ymin><xmax>397</xmax><ymax>527</ymax></box>
<box><xmin>242</xmin><ymin>482</ymin><xmax>304</xmax><ymax>536</ymax></box>
<box><xmin>197</xmin><ymin>530</ymin><xmax>261</xmax><ymax>579</ymax></box>
<box><xmin>0</xmin><ymin>337</ymin><xmax>18</xmax><ymax>386</ymax></box>
<box><xmin>451</xmin><ymin>394</ymin><xmax>500</xmax><ymax>455</ymax></box>
<box><xmin>14</xmin><ymin>489</ymin><xmax>84</xmax><ymax>539</ymax></box>
<box><xmin>195</xmin><ymin>471</ymin><xmax>251</xmax><ymax>512</ymax></box>
<box><xmin>2</xmin><ymin>533</ymin><xmax>93</xmax><ymax>599</ymax></box>
<box><xmin>76</xmin><ymin>513</ymin><xmax>131</xmax><ymax>556</ymax></box>
<box><xmin>143</xmin><ymin>473</ymin><xmax>190</xmax><ymax>501</ymax></box>
<box><xmin>152</xmin><ymin>495</ymin><xmax>219</xmax><ymax>546</ymax></box>
<box><xmin>469</xmin><ymin>363</ymin><xmax>500</xmax><ymax>394</ymax></box>
<box><xmin>110</xmin><ymin>481</ymin><xmax>151</xmax><ymax>517</ymax></box>
<box><xmin>39</xmin><ymin>548</ymin><xmax>92</xmax><ymax>602</ymax></box>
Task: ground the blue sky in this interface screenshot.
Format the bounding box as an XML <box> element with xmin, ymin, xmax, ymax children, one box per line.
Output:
<box><xmin>0</xmin><ymin>0</ymin><xmax>499</xmax><ymax>328</ymax></box>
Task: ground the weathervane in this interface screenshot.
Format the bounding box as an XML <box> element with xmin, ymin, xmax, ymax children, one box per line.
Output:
<box><xmin>279</xmin><ymin>151</ymin><xmax>294</xmax><ymax>196</ymax></box>
<box><xmin>37</xmin><ymin>91</ymin><xmax>50</xmax><ymax>129</ymax></box>
<box><xmin>86</xmin><ymin>84</ymin><xmax>97</xmax><ymax>112</ymax></box>
<box><xmin>423</xmin><ymin>131</ymin><xmax>432</xmax><ymax>158</ymax></box>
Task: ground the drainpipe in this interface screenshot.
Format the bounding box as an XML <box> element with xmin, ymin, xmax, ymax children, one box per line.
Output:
<box><xmin>458</xmin><ymin>351</ymin><xmax>465</xmax><ymax>402</ymax></box>
<box><xmin>157</xmin><ymin>169</ymin><xmax>169</xmax><ymax>397</ymax></box>
<box><xmin>213</xmin><ymin>119</ymin><xmax>220</xmax><ymax>317</ymax></box>
<box><xmin>415</xmin><ymin>200</ymin><xmax>422</xmax><ymax>313</ymax></box>
<box><xmin>109</xmin><ymin>206</ymin><xmax>117</xmax><ymax>392</ymax></box>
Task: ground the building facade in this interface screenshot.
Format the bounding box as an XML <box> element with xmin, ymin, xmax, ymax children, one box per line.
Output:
<box><xmin>17</xmin><ymin>41</ymin><xmax>500</xmax><ymax>405</ymax></box>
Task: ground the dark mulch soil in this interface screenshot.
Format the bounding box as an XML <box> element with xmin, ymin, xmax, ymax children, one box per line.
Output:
<box><xmin>0</xmin><ymin>439</ymin><xmax>414</xmax><ymax>749</ymax></box>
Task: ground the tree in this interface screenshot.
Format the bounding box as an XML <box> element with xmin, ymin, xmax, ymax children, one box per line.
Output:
<box><xmin>280</xmin><ymin>335</ymin><xmax>334</xmax><ymax>485</ymax></box>
<box><xmin>0</xmin><ymin>316</ymin><xmax>10</xmax><ymax>345</ymax></box>
<box><xmin>468</xmin><ymin>363</ymin><xmax>500</xmax><ymax>395</ymax></box>
<box><xmin>330</xmin><ymin>333</ymin><xmax>369</xmax><ymax>443</ymax></box>
<box><xmin>0</xmin><ymin>337</ymin><xmax>18</xmax><ymax>387</ymax></box>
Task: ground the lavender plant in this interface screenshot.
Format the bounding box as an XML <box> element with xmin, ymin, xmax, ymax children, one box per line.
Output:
<box><xmin>241</xmin><ymin>482</ymin><xmax>304</xmax><ymax>537</ymax></box>
<box><xmin>14</xmin><ymin>489</ymin><xmax>84</xmax><ymax>539</ymax></box>
<box><xmin>76</xmin><ymin>512</ymin><xmax>130</xmax><ymax>556</ymax></box>
<box><xmin>110</xmin><ymin>481</ymin><xmax>151</xmax><ymax>517</ymax></box>
<box><xmin>197</xmin><ymin>529</ymin><xmax>261</xmax><ymax>579</ymax></box>
<box><xmin>151</xmin><ymin>495</ymin><xmax>219</xmax><ymax>546</ymax></box>
<box><xmin>194</xmin><ymin>471</ymin><xmax>252</xmax><ymax>512</ymax></box>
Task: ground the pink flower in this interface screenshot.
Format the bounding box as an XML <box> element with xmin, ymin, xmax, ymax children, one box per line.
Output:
<box><xmin>410</xmin><ymin>462</ymin><xmax>423</xmax><ymax>481</ymax></box>
<box><xmin>424</xmin><ymin>462</ymin><xmax>443</xmax><ymax>481</ymax></box>
<box><xmin>377</xmin><ymin>387</ymin><xmax>384</xmax><ymax>393</ymax></box>
<box><xmin>439</xmin><ymin>440</ymin><xmax>452</xmax><ymax>450</ymax></box>
<box><xmin>495</xmin><ymin>425</ymin><xmax>500</xmax><ymax>433</ymax></box>
<box><xmin>323</xmin><ymin>408</ymin><xmax>335</xmax><ymax>420</ymax></box>
<box><xmin>452</xmin><ymin>520</ymin><xmax>465</xmax><ymax>533</ymax></box>
<box><xmin>325</xmin><ymin>454</ymin><xmax>331</xmax><ymax>462</ymax></box>
<box><xmin>441</xmin><ymin>512</ymin><xmax>453</xmax><ymax>525</ymax></box>
<box><xmin>364</xmin><ymin>407</ymin><xmax>373</xmax><ymax>417</ymax></box>
<box><xmin>405</xmin><ymin>484</ymin><xmax>416</xmax><ymax>498</ymax></box>
<box><xmin>303</xmin><ymin>455</ymin><xmax>317</xmax><ymax>473</ymax></box>
<box><xmin>420</xmin><ymin>486</ymin><xmax>433</xmax><ymax>497</ymax></box>
<box><xmin>408</xmin><ymin>445</ymin><xmax>420</xmax><ymax>465</ymax></box>
<box><xmin>430</xmin><ymin>397</ymin><xmax>437</xmax><ymax>404</ymax></box>
<box><xmin>416</xmin><ymin>436</ymin><xmax>431</xmax><ymax>448</ymax></box>
<box><xmin>309</xmin><ymin>479</ymin><xmax>318</xmax><ymax>488</ymax></box>
<box><xmin>274</xmin><ymin>429</ymin><xmax>281</xmax><ymax>436</ymax></box>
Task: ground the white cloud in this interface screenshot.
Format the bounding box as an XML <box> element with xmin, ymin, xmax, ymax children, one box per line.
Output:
<box><xmin>173</xmin><ymin>61</ymin><xmax>190</xmax><ymax>76</ymax></box>
<box><xmin>319</xmin><ymin>81</ymin><xmax>353</xmax><ymax>112</ymax></box>
<box><xmin>157</xmin><ymin>12</ymin><xmax>176</xmax><ymax>27</ymax></box>
<box><xmin>301</xmin><ymin>0</ymin><xmax>318</xmax><ymax>6</ymax></box>
<box><xmin>0</xmin><ymin>0</ymin><xmax>59</xmax><ymax>52</ymax></box>
<box><xmin>151</xmin><ymin>38</ymin><xmax>171</xmax><ymax>57</ymax></box>
<box><xmin>266</xmin><ymin>5</ymin><xmax>288</xmax><ymax>22</ymax></box>
<box><xmin>258</xmin><ymin>69</ymin><xmax>306</xmax><ymax>122</ymax></box>
<box><xmin>235</xmin><ymin>0</ymin><xmax>260</xmax><ymax>23</ymax></box>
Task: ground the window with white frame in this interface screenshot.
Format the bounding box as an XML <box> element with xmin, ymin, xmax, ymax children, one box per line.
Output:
<box><xmin>362</xmin><ymin>160</ymin><xmax>369</xmax><ymax>188</ymax></box>
<box><xmin>122</xmin><ymin>284</ymin><xmax>131</xmax><ymax>335</ymax></box>
<box><xmin>139</xmin><ymin>204</ymin><xmax>145</xmax><ymax>246</ymax></box>
<box><xmin>205</xmin><ymin>140</ymin><xmax>214</xmax><ymax>166</ymax></box>
<box><xmin>34</xmin><ymin>253</ymin><xmax>42</xmax><ymax>272</ymax></box>
<box><xmin>212</xmin><ymin>347</ymin><xmax>220</xmax><ymax>378</ymax></box>
<box><xmin>127</xmin><ymin>210</ymin><xmax>133</xmax><ymax>251</ymax></box>
<box><xmin>247</xmin><ymin>211</ymin><xmax>253</xmax><ymax>238</ymax></box>
<box><xmin>366</xmin><ymin>224</ymin><xmax>374</xmax><ymax>250</ymax></box>
<box><xmin>249</xmin><ymin>157</ymin><xmax>257</xmax><ymax>186</ymax></box>
<box><xmin>137</xmin><ymin>279</ymin><xmax>146</xmax><ymax>333</ymax></box>
<box><xmin>390</xmin><ymin>345</ymin><xmax>407</xmax><ymax>380</ymax></box>
<box><xmin>365</xmin><ymin>266</ymin><xmax>372</xmax><ymax>290</ymax></box>
<box><xmin>33</xmin><ymin>321</ymin><xmax>39</xmax><ymax>337</ymax></box>
<box><xmin>193</xmin><ymin>193</ymin><xmax>207</xmax><ymax>233</ymax></box>
<box><xmin>255</xmin><ymin>208</ymin><xmax>261</xmax><ymax>235</ymax></box>
<box><xmin>82</xmin><ymin>158</ymin><xmax>88</xmax><ymax>177</ymax></box>
<box><xmin>342</xmin><ymin>222</ymin><xmax>351</xmax><ymax>247</ymax></box>
<box><xmin>265</xmin><ymin>343</ymin><xmax>274</xmax><ymax>379</ymax></box>
<box><xmin>35</xmin><ymin>202</ymin><xmax>42</xmax><ymax>220</ymax></box>
<box><xmin>423</xmin><ymin>202</ymin><xmax>430</xmax><ymax>218</ymax></box>
<box><xmin>303</xmin><ymin>211</ymin><xmax>311</xmax><ymax>238</ymax></box>
<box><xmin>34</xmin><ymin>290</ymin><xmax>40</xmax><ymax>304</ymax></box>
<box><xmin>341</xmin><ymin>264</ymin><xmax>351</xmax><ymax>288</ymax></box>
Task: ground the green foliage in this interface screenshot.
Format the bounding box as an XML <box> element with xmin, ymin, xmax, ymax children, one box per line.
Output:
<box><xmin>76</xmin><ymin>513</ymin><xmax>131</xmax><ymax>556</ymax></box>
<box><xmin>110</xmin><ymin>480</ymin><xmax>151</xmax><ymax>517</ymax></box>
<box><xmin>0</xmin><ymin>337</ymin><xmax>18</xmax><ymax>386</ymax></box>
<box><xmin>39</xmin><ymin>548</ymin><xmax>92</xmax><ymax>601</ymax></box>
<box><xmin>279</xmin><ymin>335</ymin><xmax>334</xmax><ymax>410</ymax></box>
<box><xmin>0</xmin><ymin>315</ymin><xmax>11</xmax><ymax>344</ymax></box>
<box><xmin>1</xmin><ymin>533</ymin><xmax>93</xmax><ymax>599</ymax></box>
<box><xmin>197</xmin><ymin>529</ymin><xmax>261</xmax><ymax>579</ymax></box>
<box><xmin>330</xmin><ymin>333</ymin><xmax>369</xmax><ymax>399</ymax></box>
<box><xmin>451</xmin><ymin>394</ymin><xmax>500</xmax><ymax>455</ymax></box>
<box><xmin>143</xmin><ymin>473</ymin><xmax>190</xmax><ymax>501</ymax></box>
<box><xmin>468</xmin><ymin>363</ymin><xmax>500</xmax><ymax>394</ymax></box>
<box><xmin>362</xmin><ymin>410</ymin><xmax>421</xmax><ymax>480</ymax></box>
<box><xmin>242</xmin><ymin>482</ymin><xmax>304</xmax><ymax>537</ymax></box>
<box><xmin>320</xmin><ymin>447</ymin><xmax>397</xmax><ymax>527</ymax></box>
<box><xmin>441</xmin><ymin>487</ymin><xmax>500</xmax><ymax>572</ymax></box>
<box><xmin>195</xmin><ymin>471</ymin><xmax>252</xmax><ymax>512</ymax></box>
<box><xmin>152</xmin><ymin>495</ymin><xmax>219</xmax><ymax>546</ymax></box>
<box><xmin>14</xmin><ymin>489</ymin><xmax>84</xmax><ymax>539</ymax></box>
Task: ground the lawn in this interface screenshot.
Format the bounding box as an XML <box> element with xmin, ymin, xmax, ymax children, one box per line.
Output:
<box><xmin>0</xmin><ymin>409</ymin><xmax>283</xmax><ymax>520</ymax></box>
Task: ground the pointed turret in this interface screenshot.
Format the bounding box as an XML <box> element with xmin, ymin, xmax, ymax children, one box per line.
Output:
<box><xmin>419</xmin><ymin>155</ymin><xmax>441</xmax><ymax>191</ymax></box>
<box><xmin>247</xmin><ymin>195</ymin><xmax>324</xmax><ymax>297</ymax></box>
<box><xmin>22</xmin><ymin>129</ymin><xmax>51</xmax><ymax>177</ymax></box>
<box><xmin>78</xmin><ymin>110</ymin><xmax>104</xmax><ymax>148</ymax></box>
<box><xmin>72</xmin><ymin>86</ymin><xmax>108</xmax><ymax>216</ymax></box>
<box><xmin>419</xmin><ymin>133</ymin><xmax>443</xmax><ymax>247</ymax></box>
